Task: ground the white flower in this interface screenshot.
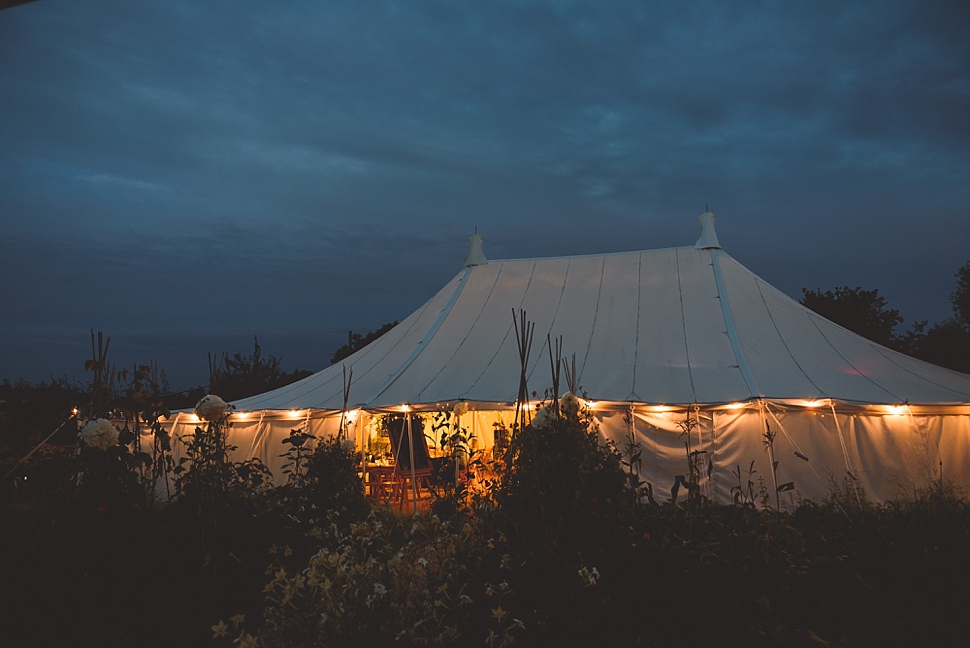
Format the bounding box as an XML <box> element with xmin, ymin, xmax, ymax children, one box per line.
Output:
<box><xmin>560</xmin><ymin>392</ymin><xmax>580</xmax><ymax>418</ymax></box>
<box><xmin>578</xmin><ymin>566</ymin><xmax>600</xmax><ymax>587</ymax></box>
<box><xmin>532</xmin><ymin>407</ymin><xmax>552</xmax><ymax>429</ymax></box>
<box><xmin>341</xmin><ymin>439</ymin><xmax>356</xmax><ymax>452</ymax></box>
<box><xmin>238</xmin><ymin>634</ymin><xmax>259</xmax><ymax>648</ymax></box>
<box><xmin>373</xmin><ymin>582</ymin><xmax>387</xmax><ymax>596</ymax></box>
<box><xmin>453</xmin><ymin>401</ymin><xmax>469</xmax><ymax>417</ymax></box>
<box><xmin>80</xmin><ymin>418</ymin><xmax>120</xmax><ymax>450</ymax></box>
<box><xmin>195</xmin><ymin>394</ymin><xmax>228</xmax><ymax>421</ymax></box>
<box><xmin>417</xmin><ymin>557</ymin><xmax>428</xmax><ymax>567</ymax></box>
<box><xmin>211</xmin><ymin>621</ymin><xmax>228</xmax><ymax>638</ymax></box>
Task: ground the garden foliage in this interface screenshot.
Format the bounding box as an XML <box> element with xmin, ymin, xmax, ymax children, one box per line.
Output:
<box><xmin>4</xmin><ymin>375</ymin><xmax>970</xmax><ymax>646</ymax></box>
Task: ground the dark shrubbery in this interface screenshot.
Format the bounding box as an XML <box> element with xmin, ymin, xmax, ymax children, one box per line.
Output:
<box><xmin>4</xmin><ymin>396</ymin><xmax>970</xmax><ymax>647</ymax></box>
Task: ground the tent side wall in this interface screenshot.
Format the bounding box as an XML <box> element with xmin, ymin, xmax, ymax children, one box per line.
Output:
<box><xmin>596</xmin><ymin>406</ymin><xmax>970</xmax><ymax>503</ymax></box>
<box><xmin>152</xmin><ymin>408</ymin><xmax>519</xmax><ymax>488</ymax></box>
<box><xmin>153</xmin><ymin>403</ymin><xmax>969</xmax><ymax>503</ymax></box>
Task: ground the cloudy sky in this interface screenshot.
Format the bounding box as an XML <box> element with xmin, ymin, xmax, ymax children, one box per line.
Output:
<box><xmin>1</xmin><ymin>0</ymin><xmax>968</xmax><ymax>389</ymax></box>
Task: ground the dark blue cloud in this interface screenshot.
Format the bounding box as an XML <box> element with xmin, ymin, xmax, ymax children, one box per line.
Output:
<box><xmin>1</xmin><ymin>0</ymin><xmax>968</xmax><ymax>386</ymax></box>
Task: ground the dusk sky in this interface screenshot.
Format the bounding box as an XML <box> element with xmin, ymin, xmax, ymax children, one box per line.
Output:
<box><xmin>2</xmin><ymin>1</ymin><xmax>968</xmax><ymax>390</ymax></box>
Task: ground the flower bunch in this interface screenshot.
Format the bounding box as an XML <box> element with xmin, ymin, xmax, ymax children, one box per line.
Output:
<box><xmin>80</xmin><ymin>418</ymin><xmax>120</xmax><ymax>450</ymax></box>
<box><xmin>577</xmin><ymin>565</ymin><xmax>600</xmax><ymax>587</ymax></box>
<box><xmin>263</xmin><ymin>511</ymin><xmax>522</xmax><ymax>645</ymax></box>
<box><xmin>195</xmin><ymin>394</ymin><xmax>228</xmax><ymax>422</ymax></box>
<box><xmin>560</xmin><ymin>391</ymin><xmax>581</xmax><ymax>418</ymax></box>
<box><xmin>532</xmin><ymin>406</ymin><xmax>553</xmax><ymax>429</ymax></box>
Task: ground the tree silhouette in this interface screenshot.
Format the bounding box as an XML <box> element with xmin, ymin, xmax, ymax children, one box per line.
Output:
<box><xmin>329</xmin><ymin>321</ymin><xmax>399</xmax><ymax>365</ymax></box>
<box><xmin>209</xmin><ymin>337</ymin><xmax>312</xmax><ymax>402</ymax></box>
<box><xmin>801</xmin><ymin>261</ymin><xmax>970</xmax><ymax>375</ymax></box>
<box><xmin>800</xmin><ymin>286</ymin><xmax>903</xmax><ymax>348</ymax></box>
<box><xmin>951</xmin><ymin>261</ymin><xmax>970</xmax><ymax>330</ymax></box>
<box><xmin>907</xmin><ymin>261</ymin><xmax>970</xmax><ymax>374</ymax></box>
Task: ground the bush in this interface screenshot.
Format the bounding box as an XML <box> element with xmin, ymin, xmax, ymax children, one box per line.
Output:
<box><xmin>260</xmin><ymin>511</ymin><xmax>522</xmax><ymax>647</ymax></box>
<box><xmin>497</xmin><ymin>405</ymin><xmax>630</xmax><ymax>567</ymax></box>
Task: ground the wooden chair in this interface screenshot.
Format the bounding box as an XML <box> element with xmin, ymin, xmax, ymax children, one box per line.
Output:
<box><xmin>386</xmin><ymin>414</ymin><xmax>433</xmax><ymax>510</ymax></box>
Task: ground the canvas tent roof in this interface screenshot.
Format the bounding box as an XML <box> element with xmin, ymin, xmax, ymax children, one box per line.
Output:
<box><xmin>234</xmin><ymin>215</ymin><xmax>970</xmax><ymax>413</ymax></box>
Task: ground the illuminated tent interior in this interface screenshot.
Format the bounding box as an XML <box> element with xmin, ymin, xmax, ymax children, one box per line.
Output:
<box><xmin>162</xmin><ymin>213</ymin><xmax>970</xmax><ymax>503</ymax></box>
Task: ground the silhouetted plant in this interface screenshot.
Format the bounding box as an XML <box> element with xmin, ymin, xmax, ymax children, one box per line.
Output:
<box><xmin>329</xmin><ymin>321</ymin><xmax>399</xmax><ymax>365</ymax></box>
<box><xmin>209</xmin><ymin>336</ymin><xmax>312</xmax><ymax>402</ymax></box>
<box><xmin>673</xmin><ymin>412</ymin><xmax>707</xmax><ymax>506</ymax></box>
<box><xmin>279</xmin><ymin>428</ymin><xmax>315</xmax><ymax>485</ymax></box>
<box><xmin>114</xmin><ymin>361</ymin><xmax>174</xmax><ymax>502</ymax></box>
<box><xmin>731</xmin><ymin>460</ymin><xmax>758</xmax><ymax>507</ymax></box>
<box><xmin>173</xmin><ymin>395</ymin><xmax>272</xmax><ymax>559</ymax></box>
<box><xmin>76</xmin><ymin>417</ymin><xmax>147</xmax><ymax>512</ymax></box>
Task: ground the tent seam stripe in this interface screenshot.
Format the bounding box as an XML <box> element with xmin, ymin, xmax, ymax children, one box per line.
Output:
<box><xmin>362</xmin><ymin>267</ymin><xmax>472</xmax><ymax>407</ymax></box>
<box><xmin>754</xmin><ymin>276</ymin><xmax>826</xmax><ymax>398</ymax></box>
<box><xmin>711</xmin><ymin>249</ymin><xmax>762</xmax><ymax>398</ymax></box>
<box><xmin>868</xmin><ymin>344</ymin><xmax>970</xmax><ymax>399</ymax></box>
<box><xmin>629</xmin><ymin>251</ymin><xmax>643</xmax><ymax>401</ymax></box>
<box><xmin>416</xmin><ymin>264</ymin><xmax>504</xmax><ymax>400</ymax></box>
<box><xmin>525</xmin><ymin>258</ymin><xmax>572</xmax><ymax>388</ymax></box>
<box><xmin>806</xmin><ymin>313</ymin><xmax>902</xmax><ymax>402</ymax></box>
<box><xmin>462</xmin><ymin>261</ymin><xmax>538</xmax><ymax>401</ymax></box>
<box><xmin>676</xmin><ymin>249</ymin><xmax>698</xmax><ymax>402</ymax></box>
<box><xmin>233</xmin><ymin>290</ymin><xmax>441</xmax><ymax>409</ymax></box>
<box><xmin>576</xmin><ymin>255</ymin><xmax>607</xmax><ymax>387</ymax></box>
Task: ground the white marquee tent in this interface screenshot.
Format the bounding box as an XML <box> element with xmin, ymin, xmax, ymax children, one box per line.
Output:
<box><xmin>163</xmin><ymin>213</ymin><xmax>970</xmax><ymax>503</ymax></box>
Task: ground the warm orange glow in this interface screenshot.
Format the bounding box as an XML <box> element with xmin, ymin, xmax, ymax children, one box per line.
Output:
<box><xmin>188</xmin><ymin>413</ymin><xmax>200</xmax><ymax>422</ymax></box>
<box><xmin>887</xmin><ymin>404</ymin><xmax>906</xmax><ymax>415</ymax></box>
<box><xmin>652</xmin><ymin>405</ymin><xmax>670</xmax><ymax>412</ymax></box>
<box><xmin>287</xmin><ymin>409</ymin><xmax>303</xmax><ymax>419</ymax></box>
<box><xmin>402</xmin><ymin>404</ymin><xmax>410</xmax><ymax>413</ymax></box>
<box><xmin>236</xmin><ymin>412</ymin><xmax>250</xmax><ymax>421</ymax></box>
<box><xmin>805</xmin><ymin>400</ymin><xmax>822</xmax><ymax>408</ymax></box>
<box><xmin>725</xmin><ymin>402</ymin><xmax>745</xmax><ymax>410</ymax></box>
<box><xmin>346</xmin><ymin>409</ymin><xmax>359</xmax><ymax>421</ymax></box>
<box><xmin>71</xmin><ymin>407</ymin><xmax>79</xmax><ymax>416</ymax></box>
<box><xmin>585</xmin><ymin>400</ymin><xmax>596</xmax><ymax>410</ymax></box>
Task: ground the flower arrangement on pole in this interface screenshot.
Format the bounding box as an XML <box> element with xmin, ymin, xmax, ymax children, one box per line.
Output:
<box><xmin>80</xmin><ymin>418</ymin><xmax>120</xmax><ymax>450</ymax></box>
<box><xmin>173</xmin><ymin>394</ymin><xmax>271</xmax><ymax>557</ymax></box>
<box><xmin>76</xmin><ymin>417</ymin><xmax>149</xmax><ymax>513</ymax></box>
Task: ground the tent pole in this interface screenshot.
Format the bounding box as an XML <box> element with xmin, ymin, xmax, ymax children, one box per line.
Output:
<box><xmin>407</xmin><ymin>410</ymin><xmax>418</xmax><ymax>509</ymax></box>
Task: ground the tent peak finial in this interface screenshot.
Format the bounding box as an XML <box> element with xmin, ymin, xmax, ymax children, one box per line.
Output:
<box><xmin>464</xmin><ymin>232</ymin><xmax>487</xmax><ymax>267</ymax></box>
<box><xmin>694</xmin><ymin>211</ymin><xmax>721</xmax><ymax>249</ymax></box>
